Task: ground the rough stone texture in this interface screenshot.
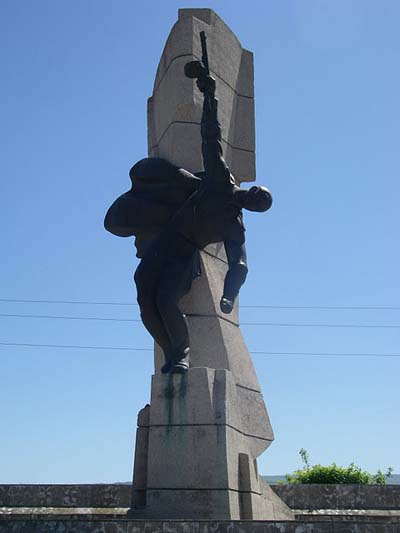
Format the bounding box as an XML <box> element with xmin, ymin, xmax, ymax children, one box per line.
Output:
<box><xmin>131</xmin><ymin>7</ymin><xmax>282</xmax><ymax>520</ymax></box>
<box><xmin>0</xmin><ymin>484</ymin><xmax>130</xmax><ymax>508</ymax></box>
<box><xmin>1</xmin><ymin>517</ymin><xmax>399</xmax><ymax>532</ymax></box>
<box><xmin>2</xmin><ymin>483</ymin><xmax>399</xmax><ymax>511</ymax></box>
<box><xmin>131</xmin><ymin>369</ymin><xmax>288</xmax><ymax>520</ymax></box>
<box><xmin>271</xmin><ymin>484</ymin><xmax>400</xmax><ymax>511</ymax></box>
<box><xmin>148</xmin><ymin>9</ymin><xmax>256</xmax><ymax>183</ymax></box>
<box><xmin>131</xmin><ymin>406</ymin><xmax>150</xmax><ymax>509</ymax></box>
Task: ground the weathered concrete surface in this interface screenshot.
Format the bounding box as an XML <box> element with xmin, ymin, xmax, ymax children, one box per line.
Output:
<box><xmin>3</xmin><ymin>483</ymin><xmax>399</xmax><ymax>511</ymax></box>
<box><xmin>131</xmin><ymin>406</ymin><xmax>150</xmax><ymax>509</ymax></box>
<box><xmin>131</xmin><ymin>369</ymin><xmax>288</xmax><ymax>520</ymax></box>
<box><xmin>0</xmin><ymin>484</ymin><xmax>130</xmax><ymax>508</ymax></box>
<box><xmin>294</xmin><ymin>509</ymin><xmax>400</xmax><ymax>522</ymax></box>
<box><xmin>131</xmin><ymin>7</ymin><xmax>280</xmax><ymax>520</ymax></box>
<box><xmin>272</xmin><ymin>483</ymin><xmax>400</xmax><ymax>511</ymax></box>
<box><xmin>148</xmin><ymin>8</ymin><xmax>256</xmax><ymax>183</ymax></box>
<box><xmin>2</xmin><ymin>484</ymin><xmax>400</xmax><ymax>530</ymax></box>
<box><xmin>1</xmin><ymin>517</ymin><xmax>399</xmax><ymax>532</ymax></box>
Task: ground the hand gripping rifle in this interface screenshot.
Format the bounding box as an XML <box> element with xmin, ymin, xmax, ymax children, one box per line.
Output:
<box><xmin>184</xmin><ymin>31</ymin><xmax>209</xmax><ymax>79</ymax></box>
<box><xmin>184</xmin><ymin>32</ymin><xmax>214</xmax><ymax>110</ymax></box>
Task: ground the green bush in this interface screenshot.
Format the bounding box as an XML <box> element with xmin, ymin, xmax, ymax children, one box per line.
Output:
<box><xmin>286</xmin><ymin>449</ymin><xmax>393</xmax><ymax>485</ymax></box>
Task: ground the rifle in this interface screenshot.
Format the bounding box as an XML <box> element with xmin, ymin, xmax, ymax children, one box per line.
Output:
<box><xmin>200</xmin><ymin>31</ymin><xmax>209</xmax><ymax>76</ymax></box>
<box><xmin>184</xmin><ymin>31</ymin><xmax>214</xmax><ymax>113</ymax></box>
<box><xmin>184</xmin><ymin>31</ymin><xmax>210</xmax><ymax>80</ymax></box>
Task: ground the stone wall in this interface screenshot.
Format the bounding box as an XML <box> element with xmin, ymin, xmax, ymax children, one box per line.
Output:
<box><xmin>0</xmin><ymin>484</ymin><xmax>130</xmax><ymax>508</ymax></box>
<box><xmin>272</xmin><ymin>484</ymin><xmax>400</xmax><ymax>511</ymax></box>
<box><xmin>2</xmin><ymin>484</ymin><xmax>399</xmax><ymax>532</ymax></box>
<box><xmin>0</xmin><ymin>517</ymin><xmax>399</xmax><ymax>532</ymax></box>
<box><xmin>1</xmin><ymin>483</ymin><xmax>399</xmax><ymax>510</ymax></box>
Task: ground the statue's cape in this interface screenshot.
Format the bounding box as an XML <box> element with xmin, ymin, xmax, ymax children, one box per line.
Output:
<box><xmin>104</xmin><ymin>158</ymin><xmax>202</xmax><ymax>257</ymax></box>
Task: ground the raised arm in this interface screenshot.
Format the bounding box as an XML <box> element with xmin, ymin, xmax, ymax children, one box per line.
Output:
<box><xmin>197</xmin><ymin>76</ymin><xmax>232</xmax><ymax>183</ymax></box>
<box><xmin>184</xmin><ymin>31</ymin><xmax>234</xmax><ymax>184</ymax></box>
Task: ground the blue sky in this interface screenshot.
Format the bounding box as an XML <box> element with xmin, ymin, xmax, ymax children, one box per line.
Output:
<box><xmin>1</xmin><ymin>0</ymin><xmax>399</xmax><ymax>483</ymax></box>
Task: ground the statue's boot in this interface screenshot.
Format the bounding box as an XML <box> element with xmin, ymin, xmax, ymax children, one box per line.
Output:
<box><xmin>161</xmin><ymin>361</ymin><xmax>172</xmax><ymax>374</ymax></box>
<box><xmin>220</xmin><ymin>296</ymin><xmax>234</xmax><ymax>314</ymax></box>
<box><xmin>170</xmin><ymin>347</ymin><xmax>190</xmax><ymax>374</ymax></box>
<box><xmin>161</xmin><ymin>349</ymin><xmax>173</xmax><ymax>374</ymax></box>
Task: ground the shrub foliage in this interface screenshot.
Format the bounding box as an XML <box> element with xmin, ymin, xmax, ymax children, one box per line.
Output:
<box><xmin>286</xmin><ymin>449</ymin><xmax>393</xmax><ymax>485</ymax></box>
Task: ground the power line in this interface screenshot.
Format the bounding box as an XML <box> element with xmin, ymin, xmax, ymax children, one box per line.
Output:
<box><xmin>1</xmin><ymin>313</ymin><xmax>400</xmax><ymax>329</ymax></box>
<box><xmin>0</xmin><ymin>342</ymin><xmax>150</xmax><ymax>351</ymax></box>
<box><xmin>0</xmin><ymin>298</ymin><xmax>136</xmax><ymax>307</ymax></box>
<box><xmin>0</xmin><ymin>342</ymin><xmax>399</xmax><ymax>357</ymax></box>
<box><xmin>242</xmin><ymin>322</ymin><xmax>400</xmax><ymax>329</ymax></box>
<box><xmin>242</xmin><ymin>305</ymin><xmax>400</xmax><ymax>310</ymax></box>
<box><xmin>1</xmin><ymin>298</ymin><xmax>400</xmax><ymax>311</ymax></box>
<box><xmin>251</xmin><ymin>351</ymin><xmax>400</xmax><ymax>358</ymax></box>
<box><xmin>0</xmin><ymin>313</ymin><xmax>141</xmax><ymax>323</ymax></box>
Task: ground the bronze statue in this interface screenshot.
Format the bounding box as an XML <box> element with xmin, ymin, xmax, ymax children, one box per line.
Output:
<box><xmin>105</xmin><ymin>32</ymin><xmax>272</xmax><ymax>374</ymax></box>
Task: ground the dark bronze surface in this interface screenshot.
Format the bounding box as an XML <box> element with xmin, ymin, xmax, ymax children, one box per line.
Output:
<box><xmin>104</xmin><ymin>33</ymin><xmax>272</xmax><ymax>374</ymax></box>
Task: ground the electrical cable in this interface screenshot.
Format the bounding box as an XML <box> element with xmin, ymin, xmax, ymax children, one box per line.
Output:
<box><xmin>1</xmin><ymin>298</ymin><xmax>400</xmax><ymax>311</ymax></box>
<box><xmin>1</xmin><ymin>313</ymin><xmax>400</xmax><ymax>329</ymax></box>
<box><xmin>0</xmin><ymin>342</ymin><xmax>399</xmax><ymax>357</ymax></box>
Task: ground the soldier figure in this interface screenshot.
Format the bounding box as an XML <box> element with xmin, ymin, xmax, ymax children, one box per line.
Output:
<box><xmin>105</xmin><ymin>45</ymin><xmax>272</xmax><ymax>375</ymax></box>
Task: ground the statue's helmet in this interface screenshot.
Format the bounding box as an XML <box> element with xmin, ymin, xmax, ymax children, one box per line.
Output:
<box><xmin>244</xmin><ymin>186</ymin><xmax>273</xmax><ymax>212</ymax></box>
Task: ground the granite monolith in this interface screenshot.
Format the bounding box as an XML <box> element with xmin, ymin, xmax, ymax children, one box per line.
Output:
<box><xmin>130</xmin><ymin>8</ymin><xmax>293</xmax><ymax>520</ymax></box>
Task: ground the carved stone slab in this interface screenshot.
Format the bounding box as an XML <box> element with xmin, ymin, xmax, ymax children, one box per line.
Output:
<box><xmin>148</xmin><ymin>8</ymin><xmax>256</xmax><ymax>183</ymax></box>
<box><xmin>131</xmin><ymin>8</ymin><xmax>292</xmax><ymax>520</ymax></box>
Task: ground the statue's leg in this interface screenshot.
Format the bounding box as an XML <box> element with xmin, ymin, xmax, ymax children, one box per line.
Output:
<box><xmin>134</xmin><ymin>258</ymin><xmax>173</xmax><ymax>372</ymax></box>
<box><xmin>156</xmin><ymin>249</ymin><xmax>196</xmax><ymax>374</ymax></box>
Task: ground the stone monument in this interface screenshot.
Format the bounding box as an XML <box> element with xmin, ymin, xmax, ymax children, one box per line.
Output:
<box><xmin>105</xmin><ymin>8</ymin><xmax>293</xmax><ymax>521</ymax></box>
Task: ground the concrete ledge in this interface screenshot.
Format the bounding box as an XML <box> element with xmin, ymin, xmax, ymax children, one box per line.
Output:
<box><xmin>2</xmin><ymin>484</ymin><xmax>400</xmax><ymax>511</ymax></box>
<box><xmin>0</xmin><ymin>517</ymin><xmax>399</xmax><ymax>532</ymax></box>
<box><xmin>0</xmin><ymin>484</ymin><xmax>131</xmax><ymax>508</ymax></box>
<box><xmin>271</xmin><ymin>484</ymin><xmax>400</xmax><ymax>511</ymax></box>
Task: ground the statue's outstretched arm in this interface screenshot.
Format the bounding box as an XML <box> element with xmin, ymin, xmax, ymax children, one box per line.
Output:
<box><xmin>197</xmin><ymin>77</ymin><xmax>233</xmax><ymax>184</ymax></box>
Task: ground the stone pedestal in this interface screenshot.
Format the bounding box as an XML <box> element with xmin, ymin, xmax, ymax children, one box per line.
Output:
<box><xmin>130</xmin><ymin>8</ymin><xmax>293</xmax><ymax>520</ymax></box>
<box><xmin>131</xmin><ymin>368</ymin><xmax>292</xmax><ymax>520</ymax></box>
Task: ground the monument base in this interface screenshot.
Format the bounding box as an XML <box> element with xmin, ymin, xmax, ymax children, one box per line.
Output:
<box><xmin>129</xmin><ymin>484</ymin><xmax>292</xmax><ymax>521</ymax></box>
<box><xmin>1</xmin><ymin>484</ymin><xmax>399</xmax><ymax>532</ymax></box>
<box><xmin>130</xmin><ymin>368</ymin><xmax>293</xmax><ymax>520</ymax></box>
